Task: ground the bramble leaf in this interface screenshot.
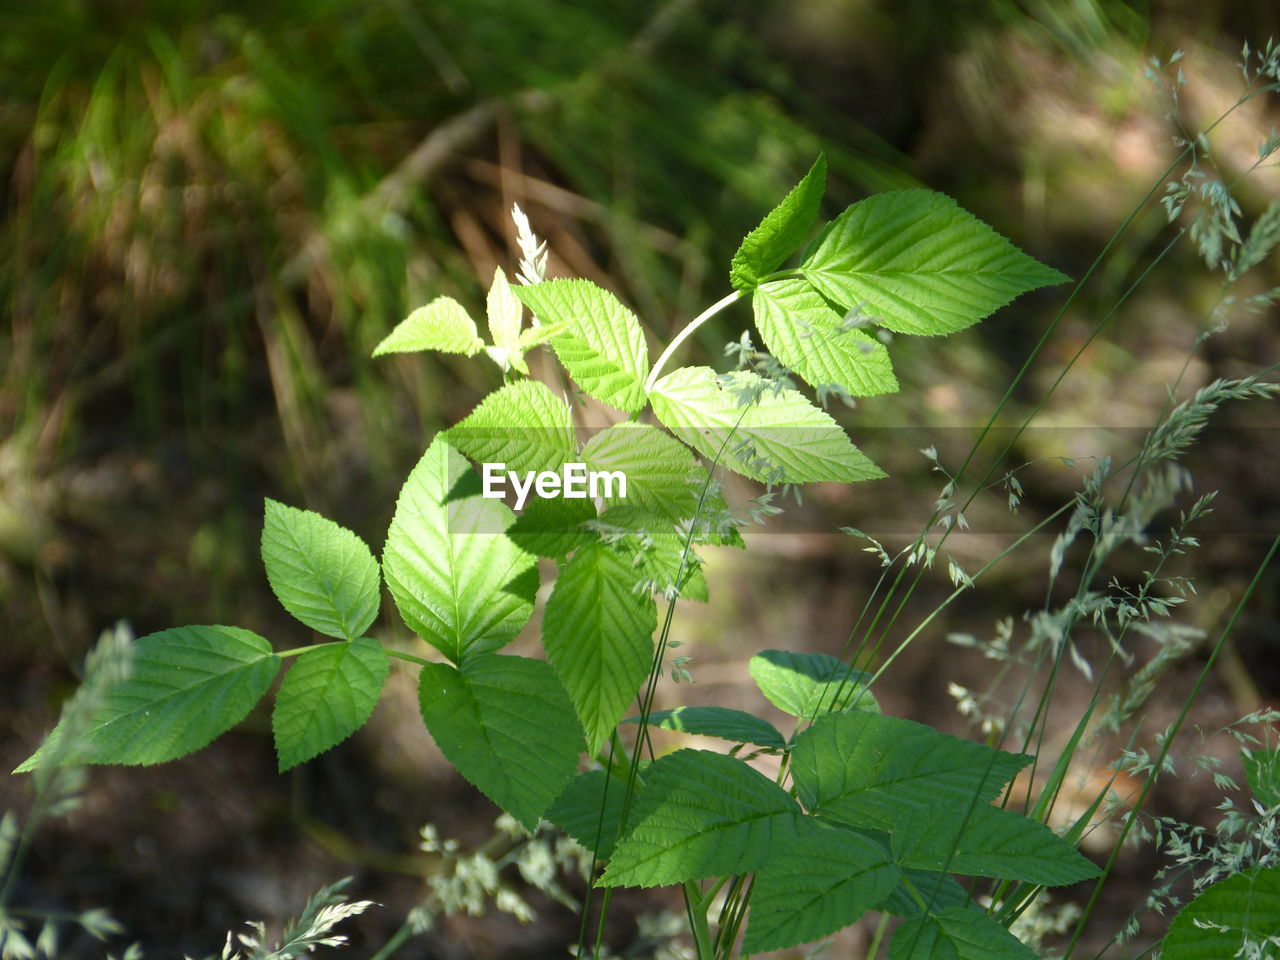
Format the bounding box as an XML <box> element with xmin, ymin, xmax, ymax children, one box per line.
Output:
<box><xmin>272</xmin><ymin>637</ymin><xmax>389</xmax><ymax>771</ymax></box>
<box><xmin>372</xmin><ymin>296</ymin><xmax>485</xmax><ymax>357</ymax></box>
<box><xmin>581</xmin><ymin>423</ymin><xmax>704</xmax><ymax>518</ymax></box>
<box><xmin>600</xmin><ymin>749</ymin><xmax>807</xmax><ymax>888</ymax></box>
<box><xmin>893</xmin><ymin>803</ymin><xmax>1100</xmax><ymax>886</ymax></box>
<box><xmin>546</xmin><ymin>768</ymin><xmax>638</xmax><ymax>860</ymax></box>
<box><xmin>261</xmin><ymin>499</ymin><xmax>381</xmax><ymax>640</ymax></box>
<box><xmin>749</xmin><ymin>649</ymin><xmax>877</xmax><ymax>718</ymax></box>
<box><xmin>17</xmin><ymin>626</ymin><xmax>279</xmax><ymax>770</ymax></box>
<box><xmin>1243</xmin><ymin>747</ymin><xmax>1280</xmax><ymax>809</ymax></box>
<box><xmin>791</xmin><ymin>711</ymin><xmax>1031</xmax><ymax>831</ymax></box>
<box><xmin>753</xmin><ymin>278</ymin><xmax>898</xmax><ymax>397</ymax></box>
<box><xmin>506</xmin><ymin>495</ymin><xmax>596</xmax><ymax>558</ymax></box>
<box><xmin>1160</xmin><ymin>864</ymin><xmax>1280</xmax><ymax>960</ymax></box>
<box><xmin>592</xmin><ymin>506</ymin><xmax>707</xmax><ymax>602</ymax></box>
<box><xmin>445</xmin><ymin>379</ymin><xmax>575</xmax><ymax>475</ymax></box>
<box><xmin>730</xmin><ymin>154</ymin><xmax>827</xmax><ymax>290</ymax></box>
<box><xmin>889</xmin><ymin>908</ymin><xmax>1038</xmax><ymax>960</ymax></box>
<box><xmin>418</xmin><ymin>654</ymin><xmax>582</xmax><ymax>832</ymax></box>
<box><xmin>801</xmin><ymin>190</ymin><xmax>1068</xmax><ymax>335</ymax></box>
<box><xmin>744</xmin><ymin>825</ymin><xmax>899</xmax><ymax>954</ymax></box>
<box><xmin>649</xmin><ymin>366</ymin><xmax>885</xmax><ymax>484</ymax></box>
<box><xmin>514</xmin><ymin>279</ymin><xmax>649</xmax><ymax>412</ymax></box>
<box><xmin>622</xmin><ymin>706</ymin><xmax>785</xmax><ymax>749</ymax></box>
<box><xmin>383</xmin><ymin>436</ymin><xmax>537</xmax><ymax>663</ymax></box>
<box><xmin>877</xmin><ymin>868</ymin><xmax>973</xmax><ymax>917</ymax></box>
<box><xmin>542</xmin><ymin>540</ymin><xmax>657</xmax><ymax>754</ymax></box>
<box><xmin>485</xmin><ymin>267</ymin><xmax>527</xmax><ymax>373</ymax></box>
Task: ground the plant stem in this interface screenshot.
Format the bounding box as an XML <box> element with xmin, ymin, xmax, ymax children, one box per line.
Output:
<box><xmin>644</xmin><ymin>289</ymin><xmax>744</xmax><ymax>391</ymax></box>
<box><xmin>683</xmin><ymin>880</ymin><xmax>716</xmax><ymax>960</ymax></box>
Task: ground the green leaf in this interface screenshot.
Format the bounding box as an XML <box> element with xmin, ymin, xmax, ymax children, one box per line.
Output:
<box><xmin>791</xmin><ymin>711</ymin><xmax>1031</xmax><ymax>831</ymax></box>
<box><xmin>600</xmin><ymin>749</ymin><xmax>807</xmax><ymax>888</ymax></box>
<box><xmin>546</xmin><ymin>768</ymin><xmax>638</xmax><ymax>860</ymax></box>
<box><xmin>749</xmin><ymin>649</ymin><xmax>877</xmax><ymax>718</ymax></box>
<box><xmin>372</xmin><ymin>296</ymin><xmax>485</xmax><ymax>357</ymax></box>
<box><xmin>418</xmin><ymin>654</ymin><xmax>582</xmax><ymax>831</ymax></box>
<box><xmin>744</xmin><ymin>824</ymin><xmax>899</xmax><ymax>954</ymax></box>
<box><xmin>1161</xmin><ymin>865</ymin><xmax>1280</xmax><ymax>960</ymax></box>
<box><xmin>17</xmin><ymin>626</ymin><xmax>279</xmax><ymax>770</ymax></box>
<box><xmin>485</xmin><ymin>267</ymin><xmax>527</xmax><ymax>374</ymax></box>
<box><xmin>592</xmin><ymin>506</ymin><xmax>707</xmax><ymax>602</ymax></box>
<box><xmin>649</xmin><ymin>366</ymin><xmax>885</xmax><ymax>484</ymax></box>
<box><xmin>383</xmin><ymin>436</ymin><xmax>537</xmax><ymax>663</ymax></box>
<box><xmin>506</xmin><ymin>495</ymin><xmax>596</xmax><ymax>558</ymax></box>
<box><xmin>272</xmin><ymin>637</ymin><xmax>389</xmax><ymax>771</ymax></box>
<box><xmin>730</xmin><ymin>154</ymin><xmax>827</xmax><ymax>290</ymax></box>
<box><xmin>889</xmin><ymin>908</ymin><xmax>1038</xmax><ymax>960</ymax></box>
<box><xmin>801</xmin><ymin>190</ymin><xmax>1068</xmax><ymax>335</ymax></box>
<box><xmin>513</xmin><ymin>279</ymin><xmax>649</xmax><ymax>412</ymax></box>
<box><xmin>1243</xmin><ymin>747</ymin><xmax>1280</xmax><ymax>808</ymax></box>
<box><xmin>581</xmin><ymin>423</ymin><xmax>703</xmax><ymax>518</ymax></box>
<box><xmin>877</xmin><ymin>869</ymin><xmax>973</xmax><ymax>917</ymax></box>
<box><xmin>893</xmin><ymin>803</ymin><xmax>1100</xmax><ymax>886</ymax></box>
<box><xmin>445</xmin><ymin>379</ymin><xmax>575</xmax><ymax>475</ymax></box>
<box><xmin>753</xmin><ymin>278</ymin><xmax>898</xmax><ymax>397</ymax></box>
<box><xmin>260</xmin><ymin>499</ymin><xmax>381</xmax><ymax>640</ymax></box>
<box><xmin>622</xmin><ymin>706</ymin><xmax>785</xmax><ymax>749</ymax></box>
<box><xmin>542</xmin><ymin>540</ymin><xmax>657</xmax><ymax>754</ymax></box>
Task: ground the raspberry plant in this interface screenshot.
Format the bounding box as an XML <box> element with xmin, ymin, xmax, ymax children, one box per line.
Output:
<box><xmin>18</xmin><ymin>155</ymin><xmax>1107</xmax><ymax>958</ymax></box>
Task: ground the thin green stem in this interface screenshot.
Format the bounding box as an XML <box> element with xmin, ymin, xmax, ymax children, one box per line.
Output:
<box><xmin>644</xmin><ymin>289</ymin><xmax>744</xmax><ymax>391</ymax></box>
<box><xmin>684</xmin><ymin>880</ymin><xmax>716</xmax><ymax>960</ymax></box>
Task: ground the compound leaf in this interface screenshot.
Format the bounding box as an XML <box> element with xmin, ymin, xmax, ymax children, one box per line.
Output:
<box><xmin>730</xmin><ymin>154</ymin><xmax>827</xmax><ymax>290</ymax></box>
<box><xmin>418</xmin><ymin>654</ymin><xmax>582</xmax><ymax>832</ymax></box>
<box><xmin>889</xmin><ymin>908</ymin><xmax>1038</xmax><ymax>960</ymax></box>
<box><xmin>791</xmin><ymin>711</ymin><xmax>1031</xmax><ymax>831</ymax></box>
<box><xmin>801</xmin><ymin>190</ymin><xmax>1068</xmax><ymax>336</ymax></box>
<box><xmin>893</xmin><ymin>803</ymin><xmax>1100</xmax><ymax>886</ymax></box>
<box><xmin>542</xmin><ymin>540</ymin><xmax>656</xmax><ymax>754</ymax></box>
<box><xmin>261</xmin><ymin>499</ymin><xmax>381</xmax><ymax>641</ymax></box>
<box><xmin>383</xmin><ymin>436</ymin><xmax>537</xmax><ymax>663</ymax></box>
<box><xmin>272</xmin><ymin>637</ymin><xmax>389</xmax><ymax>771</ymax></box>
<box><xmin>622</xmin><ymin>706</ymin><xmax>785</xmax><ymax>749</ymax></box>
<box><xmin>749</xmin><ymin>649</ymin><xmax>878</xmax><ymax>718</ymax></box>
<box><xmin>372</xmin><ymin>296</ymin><xmax>485</xmax><ymax>357</ymax></box>
<box><xmin>1161</xmin><ymin>865</ymin><xmax>1280</xmax><ymax>960</ymax></box>
<box><xmin>650</xmin><ymin>366</ymin><xmax>884</xmax><ymax>484</ymax></box>
<box><xmin>753</xmin><ymin>278</ymin><xmax>898</xmax><ymax>397</ymax></box>
<box><xmin>445</xmin><ymin>379</ymin><xmax>575</xmax><ymax>475</ymax></box>
<box><xmin>600</xmin><ymin>749</ymin><xmax>807</xmax><ymax>888</ymax></box>
<box><xmin>514</xmin><ymin>279</ymin><xmax>649</xmax><ymax>412</ymax></box>
<box><xmin>17</xmin><ymin>626</ymin><xmax>279</xmax><ymax>770</ymax></box>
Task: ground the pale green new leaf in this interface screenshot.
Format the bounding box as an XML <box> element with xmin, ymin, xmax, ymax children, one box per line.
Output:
<box><xmin>372</xmin><ymin>296</ymin><xmax>485</xmax><ymax>357</ymax></box>
<box><xmin>383</xmin><ymin>436</ymin><xmax>537</xmax><ymax>663</ymax></box>
<box><xmin>546</xmin><ymin>768</ymin><xmax>637</xmax><ymax>860</ymax></box>
<box><xmin>889</xmin><ymin>908</ymin><xmax>1038</xmax><ymax>960</ymax></box>
<box><xmin>600</xmin><ymin>749</ymin><xmax>807</xmax><ymax>888</ymax></box>
<box><xmin>542</xmin><ymin>540</ymin><xmax>657</xmax><ymax>754</ymax></box>
<box><xmin>418</xmin><ymin>654</ymin><xmax>582</xmax><ymax>831</ymax></box>
<box><xmin>650</xmin><ymin>366</ymin><xmax>884</xmax><ymax>484</ymax></box>
<box><xmin>801</xmin><ymin>190</ymin><xmax>1068</xmax><ymax>335</ymax></box>
<box><xmin>485</xmin><ymin>267</ymin><xmax>527</xmax><ymax>373</ymax></box>
<box><xmin>753</xmin><ymin>278</ymin><xmax>898</xmax><ymax>397</ymax></box>
<box><xmin>261</xmin><ymin>499</ymin><xmax>381</xmax><ymax>640</ymax></box>
<box><xmin>272</xmin><ymin>637</ymin><xmax>389</xmax><ymax>771</ymax></box>
<box><xmin>622</xmin><ymin>706</ymin><xmax>785</xmax><ymax>749</ymax></box>
<box><xmin>893</xmin><ymin>803</ymin><xmax>1100</xmax><ymax>886</ymax></box>
<box><xmin>744</xmin><ymin>824</ymin><xmax>899</xmax><ymax>954</ymax></box>
<box><xmin>513</xmin><ymin>279</ymin><xmax>649</xmax><ymax>412</ymax></box>
<box><xmin>1161</xmin><ymin>865</ymin><xmax>1280</xmax><ymax>960</ymax></box>
<box><xmin>749</xmin><ymin>649</ymin><xmax>877</xmax><ymax>717</ymax></box>
<box><xmin>1244</xmin><ymin>747</ymin><xmax>1280</xmax><ymax>809</ymax></box>
<box><xmin>730</xmin><ymin>154</ymin><xmax>827</xmax><ymax>290</ymax></box>
<box><xmin>791</xmin><ymin>711</ymin><xmax>1031</xmax><ymax>830</ymax></box>
<box><xmin>17</xmin><ymin>626</ymin><xmax>279</xmax><ymax>770</ymax></box>
<box><xmin>445</xmin><ymin>379</ymin><xmax>575</xmax><ymax>475</ymax></box>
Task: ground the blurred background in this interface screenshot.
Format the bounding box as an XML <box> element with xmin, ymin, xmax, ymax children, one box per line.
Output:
<box><xmin>2</xmin><ymin>1</ymin><xmax>1279</xmax><ymax>957</ymax></box>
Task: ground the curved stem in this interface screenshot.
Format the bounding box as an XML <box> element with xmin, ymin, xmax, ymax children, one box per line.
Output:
<box><xmin>644</xmin><ymin>289</ymin><xmax>744</xmax><ymax>391</ymax></box>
